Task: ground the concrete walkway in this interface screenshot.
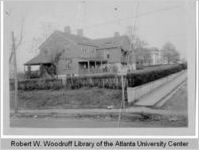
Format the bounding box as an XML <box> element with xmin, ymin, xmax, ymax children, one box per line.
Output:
<box><xmin>133</xmin><ymin>71</ymin><xmax>187</xmax><ymax>106</ymax></box>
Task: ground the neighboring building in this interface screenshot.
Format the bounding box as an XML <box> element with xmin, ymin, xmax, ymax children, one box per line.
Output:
<box><xmin>149</xmin><ymin>47</ymin><xmax>162</xmax><ymax>65</ymax></box>
<box><xmin>135</xmin><ymin>47</ymin><xmax>163</xmax><ymax>69</ymax></box>
<box><xmin>24</xmin><ymin>26</ymin><xmax>134</xmax><ymax>78</ymax></box>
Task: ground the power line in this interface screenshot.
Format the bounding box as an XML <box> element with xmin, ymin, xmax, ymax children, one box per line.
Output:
<box><xmin>117</xmin><ymin>1</ymin><xmax>140</xmax><ymax>127</ymax></box>
<box><xmin>132</xmin><ymin>0</ymin><xmax>140</xmax><ymax>35</ymax></box>
<box><xmin>84</xmin><ymin>5</ymin><xmax>183</xmax><ymax>30</ymax></box>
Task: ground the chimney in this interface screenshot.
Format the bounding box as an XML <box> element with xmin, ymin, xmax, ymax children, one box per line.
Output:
<box><xmin>114</xmin><ymin>32</ymin><xmax>120</xmax><ymax>37</ymax></box>
<box><xmin>77</xmin><ymin>29</ymin><xmax>83</xmax><ymax>37</ymax></box>
<box><xmin>64</xmin><ymin>26</ymin><xmax>71</xmax><ymax>34</ymax></box>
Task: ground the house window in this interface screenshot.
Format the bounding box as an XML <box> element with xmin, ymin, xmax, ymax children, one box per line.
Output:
<box><xmin>65</xmin><ymin>59</ymin><xmax>72</xmax><ymax>70</ymax></box>
<box><xmin>91</xmin><ymin>49</ymin><xmax>94</xmax><ymax>57</ymax></box>
<box><xmin>83</xmin><ymin>49</ymin><xmax>87</xmax><ymax>54</ymax></box>
<box><xmin>81</xmin><ymin>48</ymin><xmax>87</xmax><ymax>55</ymax></box>
<box><xmin>107</xmin><ymin>52</ymin><xmax>110</xmax><ymax>59</ymax></box>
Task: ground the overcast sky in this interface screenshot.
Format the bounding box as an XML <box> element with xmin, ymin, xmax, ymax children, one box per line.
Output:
<box><xmin>4</xmin><ymin>0</ymin><xmax>196</xmax><ymax>72</ymax></box>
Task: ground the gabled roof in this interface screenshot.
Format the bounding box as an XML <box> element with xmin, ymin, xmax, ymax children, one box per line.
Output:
<box><xmin>25</xmin><ymin>31</ymin><xmax>131</xmax><ymax>65</ymax></box>
<box><xmin>55</xmin><ymin>31</ymin><xmax>98</xmax><ymax>47</ymax></box>
<box><xmin>24</xmin><ymin>54</ymin><xmax>52</xmax><ymax>65</ymax></box>
<box><xmin>40</xmin><ymin>30</ymin><xmax>130</xmax><ymax>50</ymax></box>
<box><xmin>93</xmin><ymin>35</ymin><xmax>130</xmax><ymax>50</ymax></box>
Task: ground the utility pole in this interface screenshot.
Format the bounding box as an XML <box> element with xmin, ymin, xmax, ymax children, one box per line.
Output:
<box><xmin>121</xmin><ymin>75</ymin><xmax>125</xmax><ymax>109</ymax></box>
<box><xmin>127</xmin><ymin>26</ymin><xmax>136</xmax><ymax>70</ymax></box>
<box><xmin>7</xmin><ymin>10</ymin><xmax>24</xmax><ymax>114</ymax></box>
<box><xmin>117</xmin><ymin>73</ymin><xmax>126</xmax><ymax>127</ymax></box>
<box><xmin>12</xmin><ymin>31</ymin><xmax>18</xmax><ymax>114</ymax></box>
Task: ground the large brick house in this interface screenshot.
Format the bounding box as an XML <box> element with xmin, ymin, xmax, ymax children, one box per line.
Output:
<box><xmin>24</xmin><ymin>26</ymin><xmax>135</xmax><ymax>78</ymax></box>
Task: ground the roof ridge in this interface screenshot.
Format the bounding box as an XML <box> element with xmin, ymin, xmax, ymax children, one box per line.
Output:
<box><xmin>93</xmin><ymin>35</ymin><xmax>128</xmax><ymax>41</ymax></box>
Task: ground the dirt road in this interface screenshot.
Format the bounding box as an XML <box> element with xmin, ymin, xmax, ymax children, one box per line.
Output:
<box><xmin>10</xmin><ymin>114</ymin><xmax>187</xmax><ymax>128</ymax></box>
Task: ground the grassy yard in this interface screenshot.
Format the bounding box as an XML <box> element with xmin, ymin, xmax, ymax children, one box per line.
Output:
<box><xmin>10</xmin><ymin>82</ymin><xmax>188</xmax><ymax>111</ymax></box>
<box><xmin>10</xmin><ymin>88</ymin><xmax>122</xmax><ymax>110</ymax></box>
<box><xmin>10</xmin><ymin>83</ymin><xmax>188</xmax><ymax>127</ymax></box>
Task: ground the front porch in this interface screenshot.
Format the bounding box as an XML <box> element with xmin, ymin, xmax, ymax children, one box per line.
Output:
<box><xmin>78</xmin><ymin>58</ymin><xmax>109</xmax><ymax>75</ymax></box>
<box><xmin>24</xmin><ymin>63</ymin><xmax>56</xmax><ymax>79</ymax></box>
<box><xmin>24</xmin><ymin>54</ymin><xmax>56</xmax><ymax>78</ymax></box>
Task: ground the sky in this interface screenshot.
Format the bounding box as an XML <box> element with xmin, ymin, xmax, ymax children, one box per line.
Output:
<box><xmin>4</xmin><ymin>0</ymin><xmax>196</xmax><ymax>72</ymax></box>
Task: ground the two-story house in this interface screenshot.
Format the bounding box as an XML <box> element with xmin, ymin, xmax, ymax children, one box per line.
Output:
<box><xmin>24</xmin><ymin>26</ymin><xmax>134</xmax><ymax>77</ymax></box>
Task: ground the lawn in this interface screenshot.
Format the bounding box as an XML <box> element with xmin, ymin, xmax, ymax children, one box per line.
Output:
<box><xmin>10</xmin><ymin>82</ymin><xmax>188</xmax><ymax>111</ymax></box>
<box><xmin>10</xmin><ymin>83</ymin><xmax>188</xmax><ymax>127</ymax></box>
<box><xmin>10</xmin><ymin>88</ymin><xmax>122</xmax><ymax>110</ymax></box>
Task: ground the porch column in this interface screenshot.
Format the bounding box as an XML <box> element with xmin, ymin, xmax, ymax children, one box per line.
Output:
<box><xmin>100</xmin><ymin>60</ymin><xmax>102</xmax><ymax>73</ymax></box>
<box><xmin>88</xmin><ymin>61</ymin><xmax>90</xmax><ymax>74</ymax></box>
<box><xmin>94</xmin><ymin>61</ymin><xmax>96</xmax><ymax>68</ymax></box>
<box><xmin>39</xmin><ymin>64</ymin><xmax>42</xmax><ymax>76</ymax></box>
<box><xmin>28</xmin><ymin>65</ymin><xmax>31</xmax><ymax>72</ymax></box>
<box><xmin>23</xmin><ymin>65</ymin><xmax>25</xmax><ymax>73</ymax></box>
<box><xmin>27</xmin><ymin>65</ymin><xmax>31</xmax><ymax>78</ymax></box>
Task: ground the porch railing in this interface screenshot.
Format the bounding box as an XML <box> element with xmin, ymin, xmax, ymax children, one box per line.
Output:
<box><xmin>79</xmin><ymin>68</ymin><xmax>111</xmax><ymax>75</ymax></box>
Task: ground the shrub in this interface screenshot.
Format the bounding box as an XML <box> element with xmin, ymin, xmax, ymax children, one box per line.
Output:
<box><xmin>180</xmin><ymin>62</ymin><xmax>187</xmax><ymax>70</ymax></box>
<box><xmin>127</xmin><ymin>64</ymin><xmax>186</xmax><ymax>87</ymax></box>
<box><xmin>16</xmin><ymin>78</ymin><xmax>63</xmax><ymax>90</ymax></box>
<box><xmin>10</xmin><ymin>64</ymin><xmax>186</xmax><ymax>90</ymax></box>
<box><xmin>66</xmin><ymin>74</ymin><xmax>121</xmax><ymax>89</ymax></box>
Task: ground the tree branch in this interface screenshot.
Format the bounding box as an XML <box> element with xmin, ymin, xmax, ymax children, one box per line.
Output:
<box><xmin>16</xmin><ymin>18</ymin><xmax>24</xmax><ymax>49</ymax></box>
<box><xmin>9</xmin><ymin>50</ymin><xmax>14</xmax><ymax>63</ymax></box>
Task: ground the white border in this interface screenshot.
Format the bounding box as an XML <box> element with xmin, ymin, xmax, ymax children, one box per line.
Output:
<box><xmin>0</xmin><ymin>0</ymin><xmax>198</xmax><ymax>139</ymax></box>
<box><xmin>195</xmin><ymin>0</ymin><xmax>199</xmax><ymax>139</ymax></box>
<box><xmin>1</xmin><ymin>0</ymin><xmax>4</xmax><ymax>138</ymax></box>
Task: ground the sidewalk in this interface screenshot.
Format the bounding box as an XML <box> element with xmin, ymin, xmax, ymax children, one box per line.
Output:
<box><xmin>133</xmin><ymin>71</ymin><xmax>187</xmax><ymax>106</ymax></box>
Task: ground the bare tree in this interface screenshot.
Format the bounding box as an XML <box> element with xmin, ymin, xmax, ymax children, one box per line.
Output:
<box><xmin>9</xmin><ymin>18</ymin><xmax>24</xmax><ymax>114</ymax></box>
<box><xmin>129</xmin><ymin>34</ymin><xmax>149</xmax><ymax>67</ymax></box>
<box><xmin>41</xmin><ymin>22</ymin><xmax>56</xmax><ymax>40</ymax></box>
<box><xmin>9</xmin><ymin>18</ymin><xmax>24</xmax><ymax>63</ymax></box>
<box><xmin>30</xmin><ymin>22</ymin><xmax>56</xmax><ymax>53</ymax></box>
<box><xmin>162</xmin><ymin>42</ymin><xmax>180</xmax><ymax>64</ymax></box>
<box><xmin>127</xmin><ymin>25</ymin><xmax>147</xmax><ymax>70</ymax></box>
<box><xmin>132</xmin><ymin>36</ymin><xmax>148</xmax><ymax>50</ymax></box>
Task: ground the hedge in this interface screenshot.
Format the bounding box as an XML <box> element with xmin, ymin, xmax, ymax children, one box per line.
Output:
<box><xmin>66</xmin><ymin>63</ymin><xmax>186</xmax><ymax>89</ymax></box>
<box><xmin>127</xmin><ymin>63</ymin><xmax>187</xmax><ymax>87</ymax></box>
<box><xmin>17</xmin><ymin>78</ymin><xmax>63</xmax><ymax>90</ymax></box>
<box><xmin>10</xmin><ymin>63</ymin><xmax>187</xmax><ymax>90</ymax></box>
<box><xmin>66</xmin><ymin>74</ymin><xmax>123</xmax><ymax>89</ymax></box>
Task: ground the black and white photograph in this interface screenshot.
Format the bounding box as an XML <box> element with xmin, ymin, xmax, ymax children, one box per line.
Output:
<box><xmin>3</xmin><ymin>0</ymin><xmax>196</xmax><ymax>134</ymax></box>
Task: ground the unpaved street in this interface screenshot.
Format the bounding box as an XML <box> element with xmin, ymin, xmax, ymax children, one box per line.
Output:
<box><xmin>11</xmin><ymin>114</ymin><xmax>187</xmax><ymax>128</ymax></box>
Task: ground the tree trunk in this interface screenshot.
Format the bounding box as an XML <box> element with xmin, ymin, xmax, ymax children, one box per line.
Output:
<box><xmin>12</xmin><ymin>31</ymin><xmax>18</xmax><ymax>114</ymax></box>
